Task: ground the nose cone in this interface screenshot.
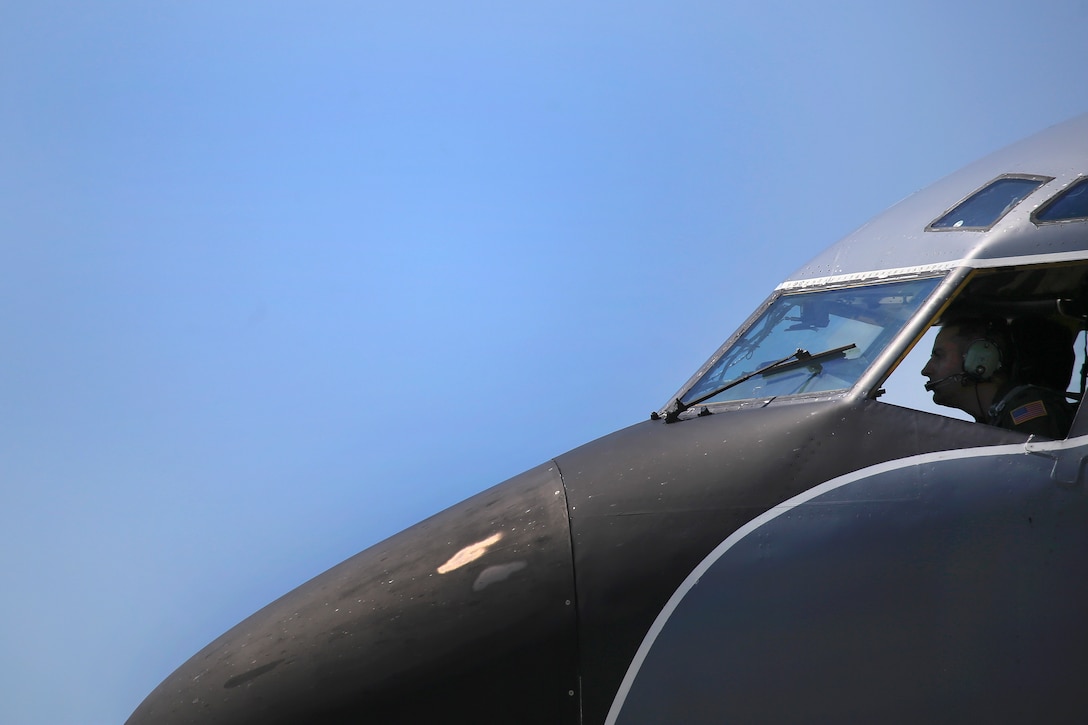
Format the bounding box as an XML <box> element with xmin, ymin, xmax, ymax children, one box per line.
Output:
<box><xmin>127</xmin><ymin>463</ymin><xmax>579</xmax><ymax>725</ymax></box>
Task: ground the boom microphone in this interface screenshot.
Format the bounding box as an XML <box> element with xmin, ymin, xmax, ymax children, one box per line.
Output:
<box><xmin>924</xmin><ymin>374</ymin><xmax>966</xmax><ymax>392</ymax></box>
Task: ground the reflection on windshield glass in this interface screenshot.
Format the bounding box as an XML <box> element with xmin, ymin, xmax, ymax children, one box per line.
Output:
<box><xmin>682</xmin><ymin>277</ymin><xmax>942</xmax><ymax>406</ymax></box>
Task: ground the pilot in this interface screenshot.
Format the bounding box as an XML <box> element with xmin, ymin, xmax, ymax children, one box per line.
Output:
<box><xmin>921</xmin><ymin>316</ymin><xmax>1075</xmax><ymax>438</ymax></box>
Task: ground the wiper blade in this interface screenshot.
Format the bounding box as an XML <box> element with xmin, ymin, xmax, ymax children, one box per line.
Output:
<box><xmin>759</xmin><ymin>342</ymin><xmax>856</xmax><ymax>377</ymax></box>
<box><xmin>663</xmin><ymin>343</ymin><xmax>856</xmax><ymax>423</ymax></box>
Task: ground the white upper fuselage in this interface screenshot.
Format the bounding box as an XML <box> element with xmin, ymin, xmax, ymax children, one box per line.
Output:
<box><xmin>781</xmin><ymin>113</ymin><xmax>1088</xmax><ymax>290</ymax></box>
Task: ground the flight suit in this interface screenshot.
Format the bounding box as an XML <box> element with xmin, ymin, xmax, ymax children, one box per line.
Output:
<box><xmin>987</xmin><ymin>383</ymin><xmax>1076</xmax><ymax>439</ymax></box>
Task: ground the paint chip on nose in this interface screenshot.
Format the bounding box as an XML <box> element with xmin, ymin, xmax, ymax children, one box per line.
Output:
<box><xmin>437</xmin><ymin>533</ymin><xmax>503</xmax><ymax>574</ymax></box>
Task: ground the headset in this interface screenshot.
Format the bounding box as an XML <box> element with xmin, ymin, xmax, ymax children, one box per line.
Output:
<box><xmin>924</xmin><ymin>321</ymin><xmax>1007</xmax><ymax>392</ymax></box>
<box><xmin>962</xmin><ymin>338</ymin><xmax>1003</xmax><ymax>382</ymax></box>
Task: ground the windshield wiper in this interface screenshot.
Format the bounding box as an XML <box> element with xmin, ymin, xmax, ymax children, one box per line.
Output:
<box><xmin>662</xmin><ymin>343</ymin><xmax>856</xmax><ymax>423</ymax></box>
<box><xmin>759</xmin><ymin>343</ymin><xmax>856</xmax><ymax>377</ymax></box>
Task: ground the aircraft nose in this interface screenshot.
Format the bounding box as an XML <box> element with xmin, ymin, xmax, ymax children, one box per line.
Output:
<box><xmin>126</xmin><ymin>462</ymin><xmax>579</xmax><ymax>725</ymax></box>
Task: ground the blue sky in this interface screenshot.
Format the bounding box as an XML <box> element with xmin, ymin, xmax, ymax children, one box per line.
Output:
<box><xmin>2</xmin><ymin>2</ymin><xmax>1087</xmax><ymax>723</ymax></box>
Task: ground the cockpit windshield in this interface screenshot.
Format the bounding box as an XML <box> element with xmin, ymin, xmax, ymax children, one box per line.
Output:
<box><xmin>681</xmin><ymin>277</ymin><xmax>942</xmax><ymax>406</ymax></box>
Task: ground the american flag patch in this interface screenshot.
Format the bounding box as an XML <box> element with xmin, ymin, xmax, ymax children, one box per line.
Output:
<box><xmin>1011</xmin><ymin>400</ymin><xmax>1047</xmax><ymax>425</ymax></box>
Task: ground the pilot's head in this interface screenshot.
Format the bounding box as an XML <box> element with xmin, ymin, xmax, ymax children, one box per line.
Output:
<box><xmin>921</xmin><ymin>317</ymin><xmax>1010</xmax><ymax>420</ymax></box>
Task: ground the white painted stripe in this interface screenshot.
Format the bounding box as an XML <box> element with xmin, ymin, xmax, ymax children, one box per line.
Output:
<box><xmin>603</xmin><ymin>433</ymin><xmax>1088</xmax><ymax>725</ymax></box>
<box><xmin>775</xmin><ymin>249</ymin><xmax>1088</xmax><ymax>290</ymax></box>
<box><xmin>776</xmin><ymin>263</ymin><xmax>957</xmax><ymax>290</ymax></box>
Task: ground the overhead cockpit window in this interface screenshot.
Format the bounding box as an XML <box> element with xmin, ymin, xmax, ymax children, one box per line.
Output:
<box><xmin>679</xmin><ymin>277</ymin><xmax>941</xmax><ymax>407</ymax></box>
<box><xmin>927</xmin><ymin>175</ymin><xmax>1052</xmax><ymax>231</ymax></box>
<box><xmin>1033</xmin><ymin>177</ymin><xmax>1088</xmax><ymax>223</ymax></box>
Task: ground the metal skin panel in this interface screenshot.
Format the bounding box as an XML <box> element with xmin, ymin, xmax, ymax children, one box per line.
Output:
<box><xmin>610</xmin><ymin>439</ymin><xmax>1088</xmax><ymax>724</ymax></box>
<box><xmin>127</xmin><ymin>396</ymin><xmax>1033</xmax><ymax>725</ymax></box>
<box><xmin>783</xmin><ymin>113</ymin><xmax>1088</xmax><ymax>285</ymax></box>
<box><xmin>126</xmin><ymin>462</ymin><xmax>579</xmax><ymax>725</ymax></box>
<box><xmin>555</xmin><ymin>397</ymin><xmax>1028</xmax><ymax>725</ymax></box>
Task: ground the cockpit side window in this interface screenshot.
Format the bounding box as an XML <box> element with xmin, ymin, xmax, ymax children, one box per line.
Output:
<box><xmin>927</xmin><ymin>175</ymin><xmax>1052</xmax><ymax>231</ymax></box>
<box><xmin>877</xmin><ymin>263</ymin><xmax>1088</xmax><ymax>439</ymax></box>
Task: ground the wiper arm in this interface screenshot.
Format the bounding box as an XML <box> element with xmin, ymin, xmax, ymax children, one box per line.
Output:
<box><xmin>663</xmin><ymin>343</ymin><xmax>856</xmax><ymax>423</ymax></box>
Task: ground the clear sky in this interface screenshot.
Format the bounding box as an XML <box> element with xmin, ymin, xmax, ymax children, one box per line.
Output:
<box><xmin>2</xmin><ymin>2</ymin><xmax>1086</xmax><ymax>723</ymax></box>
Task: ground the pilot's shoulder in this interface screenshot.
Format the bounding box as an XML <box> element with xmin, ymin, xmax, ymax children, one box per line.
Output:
<box><xmin>1001</xmin><ymin>384</ymin><xmax>1074</xmax><ymax>430</ymax></box>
